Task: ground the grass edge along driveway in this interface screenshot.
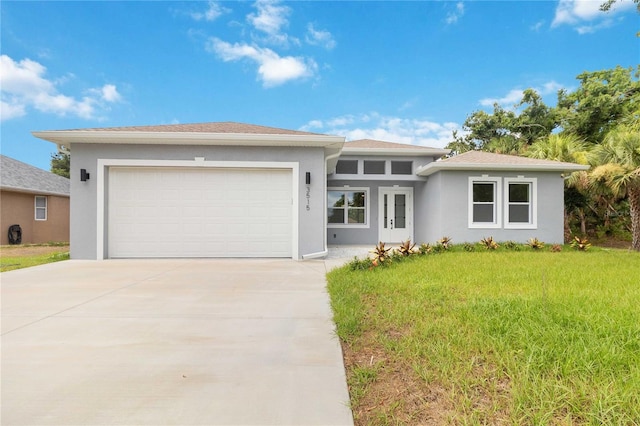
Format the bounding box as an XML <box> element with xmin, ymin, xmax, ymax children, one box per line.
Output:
<box><xmin>327</xmin><ymin>249</ymin><xmax>640</xmax><ymax>425</ymax></box>
<box><xmin>0</xmin><ymin>244</ymin><xmax>69</xmax><ymax>272</ymax></box>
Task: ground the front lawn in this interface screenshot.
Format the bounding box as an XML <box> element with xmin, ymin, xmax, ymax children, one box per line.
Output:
<box><xmin>327</xmin><ymin>249</ymin><xmax>640</xmax><ymax>425</ymax></box>
<box><xmin>0</xmin><ymin>244</ymin><xmax>70</xmax><ymax>272</ymax></box>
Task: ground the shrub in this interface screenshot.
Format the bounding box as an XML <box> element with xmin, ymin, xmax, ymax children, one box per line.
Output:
<box><xmin>503</xmin><ymin>240</ymin><xmax>521</xmax><ymax>251</ymax></box>
<box><xmin>347</xmin><ymin>256</ymin><xmax>373</xmax><ymax>270</ymax></box>
<box><xmin>463</xmin><ymin>242</ymin><xmax>476</xmax><ymax>252</ymax></box>
<box><xmin>570</xmin><ymin>236</ymin><xmax>591</xmax><ymax>251</ymax></box>
<box><xmin>480</xmin><ymin>236</ymin><xmax>499</xmax><ymax>250</ymax></box>
<box><xmin>551</xmin><ymin>244</ymin><xmax>563</xmax><ymax>252</ymax></box>
<box><xmin>437</xmin><ymin>236</ymin><xmax>452</xmax><ymax>250</ymax></box>
<box><xmin>418</xmin><ymin>243</ymin><xmax>432</xmax><ymax>255</ymax></box>
<box><xmin>397</xmin><ymin>239</ymin><xmax>416</xmax><ymax>256</ymax></box>
<box><xmin>370</xmin><ymin>242</ymin><xmax>392</xmax><ymax>265</ymax></box>
<box><xmin>527</xmin><ymin>238</ymin><xmax>545</xmax><ymax>250</ymax></box>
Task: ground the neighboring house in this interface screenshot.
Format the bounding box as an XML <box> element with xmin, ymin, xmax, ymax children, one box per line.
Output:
<box><xmin>0</xmin><ymin>155</ymin><xmax>70</xmax><ymax>245</ymax></box>
<box><xmin>32</xmin><ymin>122</ymin><xmax>588</xmax><ymax>260</ymax></box>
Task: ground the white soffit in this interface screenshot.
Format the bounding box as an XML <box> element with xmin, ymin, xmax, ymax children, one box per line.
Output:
<box><xmin>416</xmin><ymin>162</ymin><xmax>590</xmax><ymax>176</ymax></box>
<box><xmin>31</xmin><ymin>130</ymin><xmax>345</xmax><ymax>149</ymax></box>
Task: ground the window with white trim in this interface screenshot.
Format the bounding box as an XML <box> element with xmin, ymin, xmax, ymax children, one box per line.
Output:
<box><xmin>468</xmin><ymin>177</ymin><xmax>501</xmax><ymax>228</ymax></box>
<box><xmin>35</xmin><ymin>196</ymin><xmax>47</xmax><ymax>221</ymax></box>
<box><xmin>327</xmin><ymin>188</ymin><xmax>369</xmax><ymax>227</ymax></box>
<box><xmin>505</xmin><ymin>177</ymin><xmax>537</xmax><ymax>228</ymax></box>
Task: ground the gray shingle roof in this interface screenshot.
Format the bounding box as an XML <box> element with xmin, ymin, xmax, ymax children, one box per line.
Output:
<box><xmin>345</xmin><ymin>139</ymin><xmax>443</xmax><ymax>150</ymax></box>
<box><xmin>438</xmin><ymin>150</ymin><xmax>585</xmax><ymax>167</ymax></box>
<box><xmin>0</xmin><ymin>155</ymin><xmax>70</xmax><ymax>196</ymax></box>
<box><xmin>53</xmin><ymin>121</ymin><xmax>323</xmax><ymax>136</ymax></box>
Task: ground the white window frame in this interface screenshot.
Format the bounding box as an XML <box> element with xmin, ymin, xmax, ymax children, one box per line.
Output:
<box><xmin>35</xmin><ymin>196</ymin><xmax>47</xmax><ymax>221</ymax></box>
<box><xmin>327</xmin><ymin>187</ymin><xmax>370</xmax><ymax>228</ymax></box>
<box><xmin>468</xmin><ymin>176</ymin><xmax>501</xmax><ymax>229</ymax></box>
<box><xmin>504</xmin><ymin>177</ymin><xmax>537</xmax><ymax>229</ymax></box>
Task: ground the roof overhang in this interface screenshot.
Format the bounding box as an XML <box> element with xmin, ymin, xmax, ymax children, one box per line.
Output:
<box><xmin>416</xmin><ymin>162</ymin><xmax>590</xmax><ymax>177</ymax></box>
<box><xmin>32</xmin><ymin>130</ymin><xmax>345</xmax><ymax>149</ymax></box>
<box><xmin>1</xmin><ymin>185</ymin><xmax>70</xmax><ymax>197</ymax></box>
<box><xmin>341</xmin><ymin>147</ymin><xmax>451</xmax><ymax>157</ymax></box>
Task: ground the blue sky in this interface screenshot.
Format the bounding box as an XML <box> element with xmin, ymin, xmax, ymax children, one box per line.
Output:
<box><xmin>1</xmin><ymin>0</ymin><xmax>638</xmax><ymax>170</ymax></box>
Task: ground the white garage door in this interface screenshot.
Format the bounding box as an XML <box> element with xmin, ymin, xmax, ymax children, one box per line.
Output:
<box><xmin>108</xmin><ymin>167</ymin><xmax>293</xmax><ymax>258</ymax></box>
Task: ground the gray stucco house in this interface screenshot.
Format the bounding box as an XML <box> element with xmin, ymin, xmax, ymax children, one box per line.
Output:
<box><xmin>33</xmin><ymin>122</ymin><xmax>588</xmax><ymax>260</ymax></box>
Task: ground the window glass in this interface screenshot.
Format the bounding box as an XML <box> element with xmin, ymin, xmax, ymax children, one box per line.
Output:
<box><xmin>391</xmin><ymin>161</ymin><xmax>412</xmax><ymax>175</ymax></box>
<box><xmin>473</xmin><ymin>183</ymin><xmax>494</xmax><ymax>202</ymax></box>
<box><xmin>364</xmin><ymin>160</ymin><xmax>385</xmax><ymax>174</ymax></box>
<box><xmin>509</xmin><ymin>184</ymin><xmax>529</xmax><ymax>203</ymax></box>
<box><xmin>472</xmin><ymin>182</ymin><xmax>495</xmax><ymax>223</ymax></box>
<box><xmin>336</xmin><ymin>160</ymin><xmax>358</xmax><ymax>174</ymax></box>
<box><xmin>327</xmin><ymin>189</ymin><xmax>367</xmax><ymax>226</ymax></box>
<box><xmin>508</xmin><ymin>182</ymin><xmax>531</xmax><ymax>223</ymax></box>
<box><xmin>35</xmin><ymin>196</ymin><xmax>47</xmax><ymax>220</ymax></box>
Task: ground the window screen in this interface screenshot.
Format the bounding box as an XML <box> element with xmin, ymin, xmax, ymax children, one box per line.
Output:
<box><xmin>336</xmin><ymin>160</ymin><xmax>358</xmax><ymax>174</ymax></box>
<box><xmin>364</xmin><ymin>160</ymin><xmax>385</xmax><ymax>174</ymax></box>
<box><xmin>391</xmin><ymin>161</ymin><xmax>412</xmax><ymax>175</ymax></box>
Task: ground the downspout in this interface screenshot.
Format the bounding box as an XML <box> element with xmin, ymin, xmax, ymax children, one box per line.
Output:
<box><xmin>302</xmin><ymin>150</ymin><xmax>343</xmax><ymax>260</ymax></box>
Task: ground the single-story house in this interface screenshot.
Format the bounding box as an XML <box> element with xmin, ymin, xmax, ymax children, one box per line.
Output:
<box><xmin>0</xmin><ymin>155</ymin><xmax>70</xmax><ymax>245</ymax></box>
<box><xmin>32</xmin><ymin>122</ymin><xmax>588</xmax><ymax>260</ymax></box>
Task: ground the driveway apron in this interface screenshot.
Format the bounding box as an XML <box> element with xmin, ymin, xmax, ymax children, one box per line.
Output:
<box><xmin>1</xmin><ymin>259</ymin><xmax>353</xmax><ymax>425</ymax></box>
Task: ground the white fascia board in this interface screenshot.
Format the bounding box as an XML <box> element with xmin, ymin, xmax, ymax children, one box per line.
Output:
<box><xmin>32</xmin><ymin>130</ymin><xmax>345</xmax><ymax>149</ymax></box>
<box><xmin>341</xmin><ymin>147</ymin><xmax>451</xmax><ymax>157</ymax></box>
<box><xmin>0</xmin><ymin>186</ymin><xmax>70</xmax><ymax>197</ymax></box>
<box><xmin>416</xmin><ymin>162</ymin><xmax>590</xmax><ymax>177</ymax></box>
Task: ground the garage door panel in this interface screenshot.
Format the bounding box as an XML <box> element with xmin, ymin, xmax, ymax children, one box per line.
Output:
<box><xmin>108</xmin><ymin>167</ymin><xmax>293</xmax><ymax>258</ymax></box>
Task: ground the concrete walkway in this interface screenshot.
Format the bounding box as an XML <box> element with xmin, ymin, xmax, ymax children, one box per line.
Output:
<box><xmin>1</xmin><ymin>259</ymin><xmax>353</xmax><ymax>425</ymax></box>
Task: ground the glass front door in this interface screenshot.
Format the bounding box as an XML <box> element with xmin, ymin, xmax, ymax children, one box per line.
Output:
<box><xmin>379</xmin><ymin>188</ymin><xmax>413</xmax><ymax>243</ymax></box>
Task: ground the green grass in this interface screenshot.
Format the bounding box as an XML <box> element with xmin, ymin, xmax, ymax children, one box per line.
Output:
<box><xmin>0</xmin><ymin>250</ymin><xmax>69</xmax><ymax>272</ymax></box>
<box><xmin>327</xmin><ymin>249</ymin><xmax>640</xmax><ymax>425</ymax></box>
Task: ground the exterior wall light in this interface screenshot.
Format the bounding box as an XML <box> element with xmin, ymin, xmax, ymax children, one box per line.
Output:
<box><xmin>80</xmin><ymin>169</ymin><xmax>90</xmax><ymax>181</ymax></box>
<box><xmin>305</xmin><ymin>172</ymin><xmax>311</xmax><ymax>185</ymax></box>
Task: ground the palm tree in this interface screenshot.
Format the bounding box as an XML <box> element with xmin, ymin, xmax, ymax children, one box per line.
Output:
<box><xmin>526</xmin><ymin>133</ymin><xmax>591</xmax><ymax>239</ymax></box>
<box><xmin>590</xmin><ymin>127</ymin><xmax>640</xmax><ymax>250</ymax></box>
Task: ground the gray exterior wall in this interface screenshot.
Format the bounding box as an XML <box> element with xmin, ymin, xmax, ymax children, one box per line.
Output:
<box><xmin>70</xmin><ymin>143</ymin><xmax>327</xmax><ymax>260</ymax></box>
<box><xmin>420</xmin><ymin>170</ymin><xmax>566</xmax><ymax>244</ymax></box>
<box><xmin>326</xmin><ymin>179</ymin><xmax>423</xmax><ymax>245</ymax></box>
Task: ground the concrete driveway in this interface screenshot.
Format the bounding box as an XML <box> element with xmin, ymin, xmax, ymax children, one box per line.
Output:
<box><xmin>1</xmin><ymin>259</ymin><xmax>353</xmax><ymax>425</ymax></box>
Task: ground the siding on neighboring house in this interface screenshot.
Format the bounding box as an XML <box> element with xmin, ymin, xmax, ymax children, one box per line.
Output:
<box><xmin>0</xmin><ymin>190</ymin><xmax>70</xmax><ymax>245</ymax></box>
<box><xmin>1</xmin><ymin>155</ymin><xmax>70</xmax><ymax>245</ymax></box>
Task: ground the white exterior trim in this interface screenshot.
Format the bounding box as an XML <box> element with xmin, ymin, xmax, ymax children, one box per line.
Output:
<box><xmin>327</xmin><ymin>187</ymin><xmax>370</xmax><ymax>229</ymax></box>
<box><xmin>468</xmin><ymin>177</ymin><xmax>502</xmax><ymax>229</ymax></box>
<box><xmin>33</xmin><ymin>130</ymin><xmax>344</xmax><ymax>148</ymax></box>
<box><xmin>504</xmin><ymin>177</ymin><xmax>538</xmax><ymax>229</ymax></box>
<box><xmin>34</xmin><ymin>196</ymin><xmax>47</xmax><ymax>221</ymax></box>
<box><xmin>417</xmin><ymin>161</ymin><xmax>589</xmax><ymax>177</ymax></box>
<box><xmin>97</xmin><ymin>159</ymin><xmax>299</xmax><ymax>260</ymax></box>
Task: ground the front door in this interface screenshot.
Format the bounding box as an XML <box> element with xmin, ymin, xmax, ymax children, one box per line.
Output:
<box><xmin>378</xmin><ymin>187</ymin><xmax>413</xmax><ymax>243</ymax></box>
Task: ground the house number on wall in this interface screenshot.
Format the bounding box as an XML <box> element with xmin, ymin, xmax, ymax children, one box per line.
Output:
<box><xmin>306</xmin><ymin>186</ymin><xmax>311</xmax><ymax>211</ymax></box>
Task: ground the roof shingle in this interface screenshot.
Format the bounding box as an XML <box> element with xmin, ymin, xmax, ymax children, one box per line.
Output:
<box><xmin>0</xmin><ymin>155</ymin><xmax>70</xmax><ymax>196</ymax></box>
<box><xmin>54</xmin><ymin>122</ymin><xmax>322</xmax><ymax>136</ymax></box>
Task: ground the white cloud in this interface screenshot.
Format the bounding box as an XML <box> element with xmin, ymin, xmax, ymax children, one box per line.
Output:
<box><xmin>530</xmin><ymin>20</ymin><xmax>545</xmax><ymax>31</ymax></box>
<box><xmin>301</xmin><ymin>112</ymin><xmax>462</xmax><ymax>149</ymax></box>
<box><xmin>190</xmin><ymin>1</ymin><xmax>229</xmax><ymax>22</ymax></box>
<box><xmin>247</xmin><ymin>0</ymin><xmax>297</xmax><ymax>46</ymax></box>
<box><xmin>552</xmin><ymin>0</ymin><xmax>635</xmax><ymax>32</ymax></box>
<box><xmin>0</xmin><ymin>55</ymin><xmax>122</xmax><ymax>121</ymax></box>
<box><xmin>305</xmin><ymin>24</ymin><xmax>336</xmax><ymax>50</ymax></box>
<box><xmin>445</xmin><ymin>2</ymin><xmax>465</xmax><ymax>25</ymax></box>
<box><xmin>479</xmin><ymin>80</ymin><xmax>564</xmax><ymax>108</ymax></box>
<box><xmin>206</xmin><ymin>38</ymin><xmax>316</xmax><ymax>87</ymax></box>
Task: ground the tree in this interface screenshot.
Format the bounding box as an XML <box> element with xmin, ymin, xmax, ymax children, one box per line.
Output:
<box><xmin>589</xmin><ymin>126</ymin><xmax>640</xmax><ymax>250</ymax></box>
<box><xmin>50</xmin><ymin>151</ymin><xmax>70</xmax><ymax>178</ymax></box>
<box><xmin>556</xmin><ymin>66</ymin><xmax>640</xmax><ymax>144</ymax></box>
<box><xmin>600</xmin><ymin>0</ymin><xmax>640</xmax><ymax>13</ymax></box>
<box><xmin>526</xmin><ymin>133</ymin><xmax>591</xmax><ymax>238</ymax></box>
<box><xmin>446</xmin><ymin>88</ymin><xmax>557</xmax><ymax>154</ymax></box>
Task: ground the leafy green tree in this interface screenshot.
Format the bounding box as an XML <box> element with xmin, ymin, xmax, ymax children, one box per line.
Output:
<box><xmin>50</xmin><ymin>151</ymin><xmax>70</xmax><ymax>178</ymax></box>
<box><xmin>589</xmin><ymin>126</ymin><xmax>640</xmax><ymax>250</ymax></box>
<box><xmin>600</xmin><ymin>0</ymin><xmax>640</xmax><ymax>13</ymax></box>
<box><xmin>446</xmin><ymin>88</ymin><xmax>557</xmax><ymax>153</ymax></box>
<box><xmin>526</xmin><ymin>133</ymin><xmax>591</xmax><ymax>237</ymax></box>
<box><xmin>557</xmin><ymin>66</ymin><xmax>640</xmax><ymax>144</ymax></box>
